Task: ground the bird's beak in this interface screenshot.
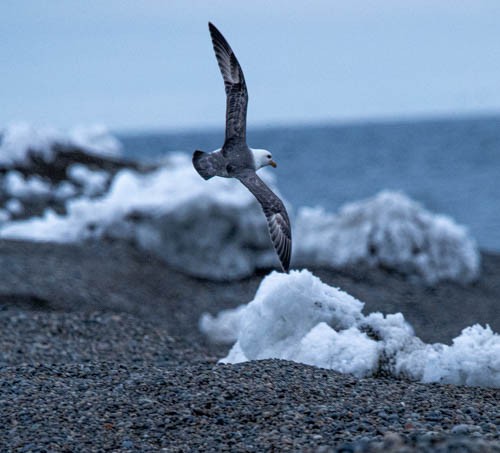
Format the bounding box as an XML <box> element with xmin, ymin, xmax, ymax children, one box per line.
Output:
<box><xmin>269</xmin><ymin>160</ymin><xmax>277</xmax><ymax>168</ymax></box>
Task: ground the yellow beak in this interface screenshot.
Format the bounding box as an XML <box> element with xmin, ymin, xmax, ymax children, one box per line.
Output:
<box><xmin>269</xmin><ymin>160</ymin><xmax>277</xmax><ymax>168</ymax></box>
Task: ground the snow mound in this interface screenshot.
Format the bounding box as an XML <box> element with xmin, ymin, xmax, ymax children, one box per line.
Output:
<box><xmin>2</xmin><ymin>171</ymin><xmax>52</xmax><ymax>201</ymax></box>
<box><xmin>67</xmin><ymin>124</ymin><xmax>122</xmax><ymax>158</ymax></box>
<box><xmin>295</xmin><ymin>191</ymin><xmax>480</xmax><ymax>284</ymax></box>
<box><xmin>0</xmin><ymin>123</ymin><xmax>59</xmax><ymax>165</ymax></box>
<box><xmin>4</xmin><ymin>198</ymin><xmax>23</xmax><ymax>216</ymax></box>
<box><xmin>199</xmin><ymin>304</ymin><xmax>247</xmax><ymax>344</ymax></box>
<box><xmin>202</xmin><ymin>270</ymin><xmax>499</xmax><ymax>387</ymax></box>
<box><xmin>0</xmin><ymin>122</ymin><xmax>122</xmax><ymax>167</ymax></box>
<box><xmin>67</xmin><ymin>164</ymin><xmax>110</xmax><ymax>197</ymax></box>
<box><xmin>0</xmin><ymin>154</ymin><xmax>279</xmax><ymax>279</ymax></box>
<box><xmin>399</xmin><ymin>324</ymin><xmax>500</xmax><ymax>387</ymax></box>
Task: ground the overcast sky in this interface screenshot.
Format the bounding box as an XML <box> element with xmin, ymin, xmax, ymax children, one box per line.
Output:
<box><xmin>1</xmin><ymin>1</ymin><xmax>500</xmax><ymax>132</ymax></box>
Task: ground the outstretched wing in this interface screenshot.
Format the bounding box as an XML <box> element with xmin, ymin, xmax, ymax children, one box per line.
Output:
<box><xmin>237</xmin><ymin>171</ymin><xmax>292</xmax><ymax>272</ymax></box>
<box><xmin>209</xmin><ymin>22</ymin><xmax>248</xmax><ymax>143</ymax></box>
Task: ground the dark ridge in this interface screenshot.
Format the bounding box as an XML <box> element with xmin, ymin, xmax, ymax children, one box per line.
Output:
<box><xmin>0</xmin><ymin>293</ymin><xmax>54</xmax><ymax>312</ymax></box>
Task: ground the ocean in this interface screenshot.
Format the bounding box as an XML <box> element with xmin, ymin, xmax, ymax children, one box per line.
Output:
<box><xmin>119</xmin><ymin>115</ymin><xmax>500</xmax><ymax>252</ymax></box>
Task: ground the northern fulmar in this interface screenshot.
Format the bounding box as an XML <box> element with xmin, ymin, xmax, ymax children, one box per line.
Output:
<box><xmin>192</xmin><ymin>22</ymin><xmax>292</xmax><ymax>273</ymax></box>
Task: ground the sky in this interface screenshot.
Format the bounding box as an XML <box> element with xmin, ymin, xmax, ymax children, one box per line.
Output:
<box><xmin>1</xmin><ymin>0</ymin><xmax>500</xmax><ymax>132</ymax></box>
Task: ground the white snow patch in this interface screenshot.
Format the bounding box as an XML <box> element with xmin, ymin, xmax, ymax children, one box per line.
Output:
<box><xmin>0</xmin><ymin>122</ymin><xmax>122</xmax><ymax>166</ymax></box>
<box><xmin>0</xmin><ymin>209</ymin><xmax>83</xmax><ymax>242</ymax></box>
<box><xmin>204</xmin><ymin>270</ymin><xmax>500</xmax><ymax>387</ymax></box>
<box><xmin>221</xmin><ymin>341</ymin><xmax>248</xmax><ymax>364</ymax></box>
<box><xmin>4</xmin><ymin>198</ymin><xmax>24</xmax><ymax>215</ymax></box>
<box><xmin>397</xmin><ymin>324</ymin><xmax>500</xmax><ymax>387</ymax></box>
<box><xmin>234</xmin><ymin>270</ymin><xmax>364</xmax><ymax>362</ymax></box>
<box><xmin>53</xmin><ymin>181</ymin><xmax>78</xmax><ymax>201</ymax></box>
<box><xmin>3</xmin><ymin>171</ymin><xmax>52</xmax><ymax>200</ymax></box>
<box><xmin>295</xmin><ymin>191</ymin><xmax>480</xmax><ymax>284</ymax></box>
<box><xmin>68</xmin><ymin>164</ymin><xmax>109</xmax><ymax>197</ymax></box>
<box><xmin>0</xmin><ymin>123</ymin><xmax>59</xmax><ymax>165</ymax></box>
<box><xmin>296</xmin><ymin>323</ymin><xmax>380</xmax><ymax>376</ymax></box>
<box><xmin>67</xmin><ymin>124</ymin><xmax>122</xmax><ymax>158</ymax></box>
<box><xmin>199</xmin><ymin>304</ymin><xmax>247</xmax><ymax>344</ymax></box>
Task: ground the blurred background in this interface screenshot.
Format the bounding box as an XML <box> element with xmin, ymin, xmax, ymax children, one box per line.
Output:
<box><xmin>1</xmin><ymin>0</ymin><xmax>500</xmax><ymax>250</ymax></box>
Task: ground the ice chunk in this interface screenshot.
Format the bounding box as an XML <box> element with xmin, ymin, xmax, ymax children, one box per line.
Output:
<box><xmin>68</xmin><ymin>164</ymin><xmax>109</xmax><ymax>197</ymax></box>
<box><xmin>0</xmin><ymin>122</ymin><xmax>59</xmax><ymax>165</ymax></box>
<box><xmin>296</xmin><ymin>323</ymin><xmax>380</xmax><ymax>377</ymax></box>
<box><xmin>0</xmin><ymin>209</ymin><xmax>84</xmax><ymax>242</ymax></box>
<box><xmin>220</xmin><ymin>342</ymin><xmax>248</xmax><ymax>364</ymax></box>
<box><xmin>4</xmin><ymin>198</ymin><xmax>24</xmax><ymax>215</ymax></box>
<box><xmin>53</xmin><ymin>181</ymin><xmax>78</xmax><ymax>201</ymax></box>
<box><xmin>68</xmin><ymin>124</ymin><xmax>122</xmax><ymax>158</ymax></box>
<box><xmin>0</xmin><ymin>122</ymin><xmax>122</xmax><ymax>167</ymax></box>
<box><xmin>399</xmin><ymin>324</ymin><xmax>500</xmax><ymax>387</ymax></box>
<box><xmin>236</xmin><ymin>270</ymin><xmax>364</xmax><ymax>361</ymax></box>
<box><xmin>203</xmin><ymin>270</ymin><xmax>500</xmax><ymax>387</ymax></box>
<box><xmin>295</xmin><ymin>191</ymin><xmax>480</xmax><ymax>284</ymax></box>
<box><xmin>3</xmin><ymin>171</ymin><xmax>52</xmax><ymax>201</ymax></box>
<box><xmin>199</xmin><ymin>304</ymin><xmax>247</xmax><ymax>344</ymax></box>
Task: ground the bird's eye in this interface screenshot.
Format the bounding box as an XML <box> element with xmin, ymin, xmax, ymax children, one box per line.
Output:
<box><xmin>267</xmin><ymin>155</ymin><xmax>271</xmax><ymax>159</ymax></box>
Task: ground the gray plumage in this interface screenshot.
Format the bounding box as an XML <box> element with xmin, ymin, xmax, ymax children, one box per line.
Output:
<box><xmin>209</xmin><ymin>22</ymin><xmax>248</xmax><ymax>143</ymax></box>
<box><xmin>192</xmin><ymin>22</ymin><xmax>292</xmax><ymax>273</ymax></box>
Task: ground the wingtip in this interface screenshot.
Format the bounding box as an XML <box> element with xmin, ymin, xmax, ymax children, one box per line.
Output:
<box><xmin>208</xmin><ymin>22</ymin><xmax>226</xmax><ymax>44</ymax></box>
<box><xmin>208</xmin><ymin>22</ymin><xmax>218</xmax><ymax>34</ymax></box>
<box><xmin>280</xmin><ymin>259</ymin><xmax>290</xmax><ymax>274</ymax></box>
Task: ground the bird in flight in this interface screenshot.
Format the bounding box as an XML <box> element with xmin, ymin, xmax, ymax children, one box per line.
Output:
<box><xmin>192</xmin><ymin>22</ymin><xmax>291</xmax><ymax>273</ymax></box>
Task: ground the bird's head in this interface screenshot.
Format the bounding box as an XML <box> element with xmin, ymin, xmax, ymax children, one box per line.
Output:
<box><xmin>251</xmin><ymin>148</ymin><xmax>277</xmax><ymax>170</ymax></box>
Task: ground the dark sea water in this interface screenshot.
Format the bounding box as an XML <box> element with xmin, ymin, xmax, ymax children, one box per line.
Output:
<box><xmin>119</xmin><ymin>115</ymin><xmax>500</xmax><ymax>252</ymax></box>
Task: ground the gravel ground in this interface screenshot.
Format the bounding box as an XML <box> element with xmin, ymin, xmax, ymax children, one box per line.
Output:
<box><xmin>1</xmin><ymin>361</ymin><xmax>499</xmax><ymax>452</ymax></box>
<box><xmin>0</xmin><ymin>308</ymin><xmax>206</xmax><ymax>367</ymax></box>
<box><xmin>1</xmin><ymin>239</ymin><xmax>499</xmax><ymax>451</ymax></box>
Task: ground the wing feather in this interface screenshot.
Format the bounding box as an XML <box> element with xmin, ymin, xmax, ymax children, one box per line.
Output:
<box><xmin>209</xmin><ymin>22</ymin><xmax>248</xmax><ymax>142</ymax></box>
<box><xmin>237</xmin><ymin>171</ymin><xmax>292</xmax><ymax>272</ymax></box>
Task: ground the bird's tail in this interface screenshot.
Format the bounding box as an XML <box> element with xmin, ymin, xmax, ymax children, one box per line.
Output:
<box><xmin>192</xmin><ymin>150</ymin><xmax>216</xmax><ymax>180</ymax></box>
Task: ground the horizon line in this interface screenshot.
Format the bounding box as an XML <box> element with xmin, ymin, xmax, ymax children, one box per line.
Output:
<box><xmin>114</xmin><ymin>109</ymin><xmax>500</xmax><ymax>137</ymax></box>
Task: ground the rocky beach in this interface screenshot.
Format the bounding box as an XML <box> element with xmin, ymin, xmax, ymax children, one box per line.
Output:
<box><xmin>0</xmin><ymin>126</ymin><xmax>498</xmax><ymax>451</ymax></box>
<box><xmin>1</xmin><ymin>238</ymin><xmax>499</xmax><ymax>452</ymax></box>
